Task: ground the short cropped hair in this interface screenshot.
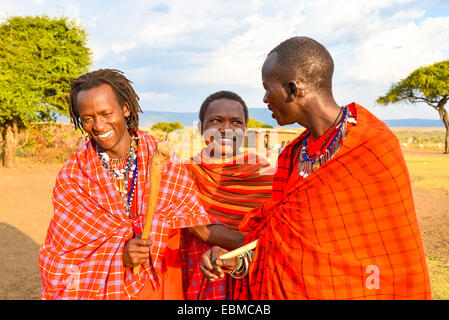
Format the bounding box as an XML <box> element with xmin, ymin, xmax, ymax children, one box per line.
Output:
<box><xmin>199</xmin><ymin>90</ymin><xmax>249</xmax><ymax>125</ymax></box>
<box><xmin>69</xmin><ymin>69</ymin><xmax>142</xmax><ymax>132</ymax></box>
<box><xmin>269</xmin><ymin>36</ymin><xmax>334</xmax><ymax>93</ymax></box>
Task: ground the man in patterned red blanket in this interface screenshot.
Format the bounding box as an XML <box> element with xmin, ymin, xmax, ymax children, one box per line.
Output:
<box><xmin>201</xmin><ymin>37</ymin><xmax>431</xmax><ymax>299</ymax></box>
<box><xmin>39</xmin><ymin>69</ymin><xmax>237</xmax><ymax>299</ymax></box>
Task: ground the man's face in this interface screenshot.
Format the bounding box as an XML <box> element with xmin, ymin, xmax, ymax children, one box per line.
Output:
<box><xmin>262</xmin><ymin>52</ymin><xmax>298</xmax><ymax>126</ymax></box>
<box><xmin>76</xmin><ymin>83</ymin><xmax>131</xmax><ymax>159</ymax></box>
<box><xmin>201</xmin><ymin>98</ymin><xmax>247</xmax><ymax>158</ymax></box>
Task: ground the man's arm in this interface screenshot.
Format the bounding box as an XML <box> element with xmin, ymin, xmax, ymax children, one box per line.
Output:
<box><xmin>189</xmin><ymin>224</ymin><xmax>244</xmax><ymax>250</ymax></box>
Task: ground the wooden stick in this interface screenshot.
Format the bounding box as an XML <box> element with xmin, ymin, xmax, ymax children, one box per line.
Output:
<box><xmin>219</xmin><ymin>240</ymin><xmax>258</xmax><ymax>260</ymax></box>
<box><xmin>133</xmin><ymin>142</ymin><xmax>171</xmax><ymax>275</ymax></box>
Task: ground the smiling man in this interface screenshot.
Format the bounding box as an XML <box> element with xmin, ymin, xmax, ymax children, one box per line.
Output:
<box><xmin>38</xmin><ymin>69</ymin><xmax>216</xmax><ymax>300</ymax></box>
<box><xmin>201</xmin><ymin>37</ymin><xmax>431</xmax><ymax>300</ymax></box>
<box><xmin>180</xmin><ymin>91</ymin><xmax>274</xmax><ymax>300</ymax></box>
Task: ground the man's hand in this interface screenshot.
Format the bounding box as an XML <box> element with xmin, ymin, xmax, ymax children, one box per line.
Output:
<box><xmin>200</xmin><ymin>246</ymin><xmax>238</xmax><ymax>281</ymax></box>
<box><xmin>123</xmin><ymin>237</ymin><xmax>153</xmax><ymax>268</ymax></box>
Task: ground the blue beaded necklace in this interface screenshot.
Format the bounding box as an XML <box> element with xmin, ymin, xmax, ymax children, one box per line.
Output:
<box><xmin>298</xmin><ymin>106</ymin><xmax>354</xmax><ymax>178</ymax></box>
<box><xmin>97</xmin><ymin>137</ymin><xmax>138</xmax><ymax>217</ymax></box>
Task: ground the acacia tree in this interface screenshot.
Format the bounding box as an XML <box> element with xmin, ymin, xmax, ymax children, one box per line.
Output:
<box><xmin>151</xmin><ymin>121</ymin><xmax>184</xmax><ymax>139</ymax></box>
<box><xmin>376</xmin><ymin>60</ymin><xmax>449</xmax><ymax>154</ymax></box>
<box><xmin>0</xmin><ymin>15</ymin><xmax>92</xmax><ymax>167</ymax></box>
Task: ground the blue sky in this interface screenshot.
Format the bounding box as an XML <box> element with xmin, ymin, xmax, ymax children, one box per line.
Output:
<box><xmin>2</xmin><ymin>0</ymin><xmax>449</xmax><ymax>120</ymax></box>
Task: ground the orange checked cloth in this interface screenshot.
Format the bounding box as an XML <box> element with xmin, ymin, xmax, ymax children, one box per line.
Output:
<box><xmin>180</xmin><ymin>151</ymin><xmax>274</xmax><ymax>299</ymax></box>
<box><xmin>39</xmin><ymin>131</ymin><xmax>212</xmax><ymax>299</ymax></box>
<box><xmin>241</xmin><ymin>103</ymin><xmax>431</xmax><ymax>299</ymax></box>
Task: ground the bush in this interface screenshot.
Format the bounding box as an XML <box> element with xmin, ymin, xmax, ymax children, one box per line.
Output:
<box><xmin>247</xmin><ymin>118</ymin><xmax>273</xmax><ymax>128</ymax></box>
<box><xmin>16</xmin><ymin>123</ymin><xmax>83</xmax><ymax>163</ymax></box>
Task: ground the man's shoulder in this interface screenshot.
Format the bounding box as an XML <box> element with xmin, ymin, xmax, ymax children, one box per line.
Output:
<box><xmin>56</xmin><ymin>144</ymin><xmax>89</xmax><ymax>181</ymax></box>
<box><xmin>348</xmin><ymin>103</ymin><xmax>400</xmax><ymax>155</ymax></box>
<box><xmin>137</xmin><ymin>130</ymin><xmax>159</xmax><ymax>143</ymax></box>
<box><xmin>352</xmin><ymin>103</ymin><xmax>396</xmax><ymax>138</ymax></box>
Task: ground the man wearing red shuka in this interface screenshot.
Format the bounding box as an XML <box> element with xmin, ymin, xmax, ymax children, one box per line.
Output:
<box><xmin>201</xmin><ymin>37</ymin><xmax>431</xmax><ymax>300</ymax></box>
<box><xmin>39</xmin><ymin>69</ymin><xmax>237</xmax><ymax>300</ymax></box>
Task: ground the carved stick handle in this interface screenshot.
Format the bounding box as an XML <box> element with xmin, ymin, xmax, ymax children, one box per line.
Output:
<box><xmin>133</xmin><ymin>142</ymin><xmax>171</xmax><ymax>275</ymax></box>
<box><xmin>219</xmin><ymin>240</ymin><xmax>258</xmax><ymax>260</ymax></box>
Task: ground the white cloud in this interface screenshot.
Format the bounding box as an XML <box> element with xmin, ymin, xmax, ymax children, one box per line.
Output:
<box><xmin>139</xmin><ymin>92</ymin><xmax>171</xmax><ymax>101</ymax></box>
<box><xmin>111</xmin><ymin>41</ymin><xmax>136</xmax><ymax>54</ymax></box>
<box><xmin>346</xmin><ymin>16</ymin><xmax>449</xmax><ymax>84</ymax></box>
<box><xmin>392</xmin><ymin>9</ymin><xmax>425</xmax><ymax>20</ymax></box>
<box><xmin>1</xmin><ymin>0</ymin><xmax>448</xmax><ymax>119</ymax></box>
<box><xmin>187</xmin><ymin>8</ymin><xmax>305</xmax><ymax>88</ymax></box>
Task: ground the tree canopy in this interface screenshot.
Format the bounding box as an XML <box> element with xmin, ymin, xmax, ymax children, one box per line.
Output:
<box><xmin>0</xmin><ymin>15</ymin><xmax>92</xmax><ymax>128</ymax></box>
<box><xmin>151</xmin><ymin>121</ymin><xmax>184</xmax><ymax>134</ymax></box>
<box><xmin>376</xmin><ymin>60</ymin><xmax>449</xmax><ymax>153</ymax></box>
<box><xmin>0</xmin><ymin>15</ymin><xmax>92</xmax><ymax>167</ymax></box>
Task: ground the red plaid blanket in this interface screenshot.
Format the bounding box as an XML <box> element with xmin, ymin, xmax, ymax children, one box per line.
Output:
<box><xmin>241</xmin><ymin>104</ymin><xmax>431</xmax><ymax>299</ymax></box>
<box><xmin>39</xmin><ymin>131</ymin><xmax>211</xmax><ymax>299</ymax></box>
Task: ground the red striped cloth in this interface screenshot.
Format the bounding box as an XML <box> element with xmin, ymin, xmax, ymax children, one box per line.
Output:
<box><xmin>180</xmin><ymin>150</ymin><xmax>274</xmax><ymax>300</ymax></box>
<box><xmin>240</xmin><ymin>104</ymin><xmax>431</xmax><ymax>299</ymax></box>
<box><xmin>186</xmin><ymin>150</ymin><xmax>274</xmax><ymax>231</ymax></box>
<box><xmin>39</xmin><ymin>131</ymin><xmax>212</xmax><ymax>299</ymax></box>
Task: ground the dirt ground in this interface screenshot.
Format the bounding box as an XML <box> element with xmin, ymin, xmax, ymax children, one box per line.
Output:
<box><xmin>0</xmin><ymin>149</ymin><xmax>448</xmax><ymax>300</ymax></box>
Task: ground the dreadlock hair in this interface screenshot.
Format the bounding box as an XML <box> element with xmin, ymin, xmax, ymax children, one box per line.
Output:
<box><xmin>199</xmin><ymin>90</ymin><xmax>249</xmax><ymax>130</ymax></box>
<box><xmin>268</xmin><ymin>36</ymin><xmax>334</xmax><ymax>94</ymax></box>
<box><xmin>69</xmin><ymin>69</ymin><xmax>142</xmax><ymax>133</ymax></box>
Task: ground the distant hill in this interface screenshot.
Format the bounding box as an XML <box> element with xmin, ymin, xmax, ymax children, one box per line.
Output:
<box><xmin>139</xmin><ymin>108</ymin><xmax>302</xmax><ymax>128</ymax></box>
<box><xmin>139</xmin><ymin>109</ymin><xmax>443</xmax><ymax>128</ymax></box>
<box><xmin>381</xmin><ymin>119</ymin><xmax>443</xmax><ymax>127</ymax></box>
<box><xmin>58</xmin><ymin>108</ymin><xmax>444</xmax><ymax>128</ymax></box>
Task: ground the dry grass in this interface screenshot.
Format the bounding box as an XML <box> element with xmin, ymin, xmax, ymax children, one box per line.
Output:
<box><xmin>403</xmin><ymin>150</ymin><xmax>449</xmax><ymax>193</ymax></box>
<box><xmin>403</xmin><ymin>148</ymin><xmax>449</xmax><ymax>299</ymax></box>
<box><xmin>426</xmin><ymin>255</ymin><xmax>449</xmax><ymax>300</ymax></box>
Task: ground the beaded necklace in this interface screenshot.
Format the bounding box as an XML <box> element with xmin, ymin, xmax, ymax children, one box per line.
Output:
<box><xmin>97</xmin><ymin>137</ymin><xmax>139</xmax><ymax>218</ymax></box>
<box><xmin>298</xmin><ymin>106</ymin><xmax>356</xmax><ymax>178</ymax></box>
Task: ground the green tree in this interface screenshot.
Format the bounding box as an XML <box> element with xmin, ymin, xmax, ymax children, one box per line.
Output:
<box><xmin>376</xmin><ymin>60</ymin><xmax>449</xmax><ymax>154</ymax></box>
<box><xmin>0</xmin><ymin>15</ymin><xmax>92</xmax><ymax>167</ymax></box>
<box><xmin>151</xmin><ymin>121</ymin><xmax>183</xmax><ymax>139</ymax></box>
<box><xmin>247</xmin><ymin>117</ymin><xmax>273</xmax><ymax>128</ymax></box>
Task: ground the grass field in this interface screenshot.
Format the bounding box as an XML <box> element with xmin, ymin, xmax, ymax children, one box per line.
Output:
<box><xmin>426</xmin><ymin>255</ymin><xmax>449</xmax><ymax>300</ymax></box>
<box><xmin>403</xmin><ymin>150</ymin><xmax>449</xmax><ymax>193</ymax></box>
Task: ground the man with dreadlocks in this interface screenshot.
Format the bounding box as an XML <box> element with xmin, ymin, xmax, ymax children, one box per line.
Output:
<box><xmin>39</xmin><ymin>69</ymin><xmax>241</xmax><ymax>300</ymax></box>
<box><xmin>201</xmin><ymin>37</ymin><xmax>431</xmax><ymax>299</ymax></box>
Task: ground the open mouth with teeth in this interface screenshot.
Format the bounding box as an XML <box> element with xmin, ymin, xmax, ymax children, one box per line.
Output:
<box><xmin>215</xmin><ymin>136</ymin><xmax>237</xmax><ymax>145</ymax></box>
<box><xmin>96</xmin><ymin>130</ymin><xmax>113</xmax><ymax>140</ymax></box>
<box><xmin>210</xmin><ymin>136</ymin><xmax>242</xmax><ymax>146</ymax></box>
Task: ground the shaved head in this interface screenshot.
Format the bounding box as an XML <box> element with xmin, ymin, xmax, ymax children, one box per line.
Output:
<box><xmin>268</xmin><ymin>36</ymin><xmax>334</xmax><ymax>94</ymax></box>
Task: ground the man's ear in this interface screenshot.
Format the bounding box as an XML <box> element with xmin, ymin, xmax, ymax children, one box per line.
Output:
<box><xmin>288</xmin><ymin>81</ymin><xmax>298</xmax><ymax>96</ymax></box>
<box><xmin>285</xmin><ymin>81</ymin><xmax>300</xmax><ymax>102</ymax></box>
<box><xmin>197</xmin><ymin>121</ymin><xmax>203</xmax><ymax>134</ymax></box>
<box><xmin>123</xmin><ymin>102</ymin><xmax>131</xmax><ymax>117</ymax></box>
<box><xmin>292</xmin><ymin>80</ymin><xmax>307</xmax><ymax>98</ymax></box>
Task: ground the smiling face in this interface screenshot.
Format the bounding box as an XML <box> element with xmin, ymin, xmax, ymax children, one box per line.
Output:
<box><xmin>76</xmin><ymin>83</ymin><xmax>131</xmax><ymax>159</ymax></box>
<box><xmin>262</xmin><ymin>52</ymin><xmax>300</xmax><ymax>126</ymax></box>
<box><xmin>200</xmin><ymin>98</ymin><xmax>247</xmax><ymax>158</ymax></box>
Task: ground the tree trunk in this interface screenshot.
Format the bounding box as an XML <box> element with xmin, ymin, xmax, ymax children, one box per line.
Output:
<box><xmin>444</xmin><ymin>122</ymin><xmax>449</xmax><ymax>154</ymax></box>
<box><xmin>3</xmin><ymin>120</ymin><xmax>19</xmax><ymax>168</ymax></box>
<box><xmin>439</xmin><ymin>108</ymin><xmax>449</xmax><ymax>154</ymax></box>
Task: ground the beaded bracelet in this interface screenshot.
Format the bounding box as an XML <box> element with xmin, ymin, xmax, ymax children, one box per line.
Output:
<box><xmin>229</xmin><ymin>250</ymin><xmax>254</xmax><ymax>280</ymax></box>
<box><xmin>230</xmin><ymin>254</ymin><xmax>249</xmax><ymax>279</ymax></box>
